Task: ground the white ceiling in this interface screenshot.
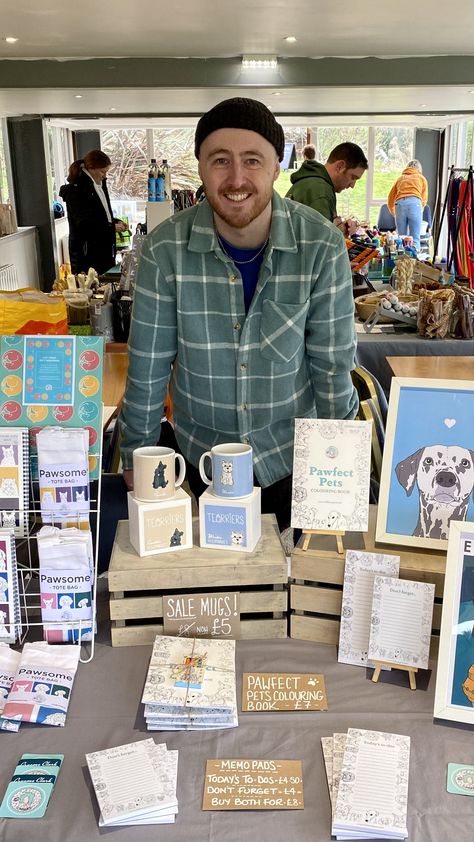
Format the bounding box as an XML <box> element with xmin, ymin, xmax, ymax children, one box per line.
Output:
<box><xmin>1</xmin><ymin>0</ymin><xmax>474</xmax><ymax>123</ymax></box>
<box><xmin>1</xmin><ymin>0</ymin><xmax>474</xmax><ymax>59</ymax></box>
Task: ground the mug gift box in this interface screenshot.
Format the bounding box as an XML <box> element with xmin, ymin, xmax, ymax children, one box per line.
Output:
<box><xmin>127</xmin><ymin>488</ymin><xmax>192</xmax><ymax>557</ymax></box>
<box><xmin>199</xmin><ymin>486</ymin><xmax>261</xmax><ymax>552</ymax></box>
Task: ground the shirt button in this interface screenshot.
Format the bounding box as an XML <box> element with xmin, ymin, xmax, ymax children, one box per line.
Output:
<box><xmin>229</xmin><ymin>275</ymin><xmax>237</xmax><ymax>282</ymax></box>
<box><xmin>240</xmin><ymin>403</ymin><xmax>247</xmax><ymax>411</ymax></box>
<box><xmin>234</xmin><ymin>323</ymin><xmax>241</xmax><ymax>330</ymax></box>
<box><xmin>240</xmin><ymin>362</ymin><xmax>247</xmax><ymax>371</ymax></box>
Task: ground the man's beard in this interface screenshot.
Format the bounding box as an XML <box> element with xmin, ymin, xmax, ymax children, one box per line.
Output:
<box><xmin>205</xmin><ymin>184</ymin><xmax>273</xmax><ymax>229</ymax></box>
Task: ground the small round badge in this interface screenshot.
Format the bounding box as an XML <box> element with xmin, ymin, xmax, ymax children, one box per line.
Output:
<box><xmin>325</xmin><ymin>446</ymin><xmax>338</xmax><ymax>459</ymax></box>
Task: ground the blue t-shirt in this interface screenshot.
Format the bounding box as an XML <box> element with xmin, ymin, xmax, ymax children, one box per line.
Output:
<box><xmin>218</xmin><ymin>235</ymin><xmax>267</xmax><ymax>313</ymax></box>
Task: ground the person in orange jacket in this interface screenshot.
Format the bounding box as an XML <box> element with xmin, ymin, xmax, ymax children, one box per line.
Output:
<box><xmin>387</xmin><ymin>160</ymin><xmax>428</xmax><ymax>253</ymax></box>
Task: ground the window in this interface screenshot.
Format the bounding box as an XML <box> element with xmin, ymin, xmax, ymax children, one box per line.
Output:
<box><xmin>0</xmin><ymin>121</ymin><xmax>11</xmax><ymax>204</ymax></box>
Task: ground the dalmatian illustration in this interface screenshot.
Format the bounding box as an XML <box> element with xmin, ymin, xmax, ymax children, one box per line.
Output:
<box><xmin>231</xmin><ymin>531</ymin><xmax>243</xmax><ymax>545</ymax></box>
<box><xmin>153</xmin><ymin>461</ymin><xmax>168</xmax><ymax>490</ymax></box>
<box><xmin>396</xmin><ymin>445</ymin><xmax>474</xmax><ymax>539</ymax></box>
<box><xmin>220</xmin><ymin>461</ymin><xmax>234</xmax><ymax>486</ymax></box>
<box><xmin>170</xmin><ymin>528</ymin><xmax>183</xmax><ymax>547</ymax></box>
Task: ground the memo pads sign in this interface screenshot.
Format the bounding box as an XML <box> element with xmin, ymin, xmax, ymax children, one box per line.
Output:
<box><xmin>291</xmin><ymin>419</ymin><xmax>372</xmax><ymax>531</ymax></box>
<box><xmin>0</xmin><ymin>336</ymin><xmax>103</xmax><ymax>480</ymax></box>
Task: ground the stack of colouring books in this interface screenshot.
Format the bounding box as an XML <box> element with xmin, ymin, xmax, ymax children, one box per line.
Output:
<box><xmin>322</xmin><ymin>728</ymin><xmax>410</xmax><ymax>840</ymax></box>
<box><xmin>142</xmin><ymin>635</ymin><xmax>238</xmax><ymax>731</ymax></box>
<box><xmin>86</xmin><ymin>738</ymin><xmax>178</xmax><ymax>827</ymax></box>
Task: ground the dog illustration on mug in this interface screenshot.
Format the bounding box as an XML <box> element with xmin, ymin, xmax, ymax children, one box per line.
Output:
<box><xmin>220</xmin><ymin>461</ymin><xmax>234</xmax><ymax>487</ymax></box>
<box><xmin>396</xmin><ymin>445</ymin><xmax>474</xmax><ymax>539</ymax></box>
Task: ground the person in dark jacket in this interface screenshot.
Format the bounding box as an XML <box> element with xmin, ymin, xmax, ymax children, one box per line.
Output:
<box><xmin>59</xmin><ymin>149</ymin><xmax>128</xmax><ymax>275</ymax></box>
<box><xmin>286</xmin><ymin>141</ymin><xmax>368</xmax><ymax>233</ymax></box>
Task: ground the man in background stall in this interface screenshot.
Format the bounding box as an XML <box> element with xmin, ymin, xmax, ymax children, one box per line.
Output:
<box><xmin>286</xmin><ymin>141</ymin><xmax>368</xmax><ymax>236</ymax></box>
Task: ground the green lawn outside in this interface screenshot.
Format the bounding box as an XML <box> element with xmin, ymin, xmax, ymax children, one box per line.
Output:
<box><xmin>275</xmin><ymin>167</ymin><xmax>401</xmax><ymax>226</ymax></box>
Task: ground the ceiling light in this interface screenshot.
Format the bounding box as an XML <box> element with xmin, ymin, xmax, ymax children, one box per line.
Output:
<box><xmin>272</xmin><ymin>91</ymin><xmax>282</xmax><ymax>96</ymax></box>
<box><xmin>242</xmin><ymin>55</ymin><xmax>278</xmax><ymax>70</ymax></box>
<box><xmin>74</xmin><ymin>95</ymin><xmax>83</xmax><ymax>99</ymax></box>
<box><xmin>419</xmin><ymin>103</ymin><xmax>427</xmax><ymax>108</ymax></box>
<box><xmin>4</xmin><ymin>36</ymin><xmax>18</xmax><ymax>43</ymax></box>
<box><xmin>284</xmin><ymin>36</ymin><xmax>297</xmax><ymax>43</ymax></box>
<box><xmin>109</xmin><ymin>107</ymin><xmax>117</xmax><ymax>112</ymax></box>
<box><xmin>469</xmin><ymin>90</ymin><xmax>474</xmax><ymax>94</ymax></box>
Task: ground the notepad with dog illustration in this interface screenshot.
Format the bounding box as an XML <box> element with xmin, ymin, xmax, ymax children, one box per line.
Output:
<box><xmin>338</xmin><ymin>550</ymin><xmax>400</xmax><ymax>668</ymax></box>
<box><xmin>368</xmin><ymin>576</ymin><xmax>435</xmax><ymax>670</ymax></box>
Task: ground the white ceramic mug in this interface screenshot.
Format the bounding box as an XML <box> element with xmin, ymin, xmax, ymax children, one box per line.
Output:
<box><xmin>199</xmin><ymin>443</ymin><xmax>253</xmax><ymax>498</ymax></box>
<box><xmin>133</xmin><ymin>446</ymin><xmax>186</xmax><ymax>502</ymax></box>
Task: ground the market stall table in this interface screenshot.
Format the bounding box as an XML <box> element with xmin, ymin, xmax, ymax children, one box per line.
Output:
<box><xmin>1</xmin><ymin>630</ymin><xmax>472</xmax><ymax>842</ymax></box>
<box><xmin>386</xmin><ymin>355</ymin><xmax>474</xmax><ymax>380</ymax></box>
<box><xmin>356</xmin><ymin>329</ymin><xmax>474</xmax><ymax>395</ymax></box>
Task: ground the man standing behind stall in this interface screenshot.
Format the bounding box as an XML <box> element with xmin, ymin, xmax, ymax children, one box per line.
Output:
<box><xmin>119</xmin><ymin>97</ymin><xmax>358</xmax><ymax>530</ymax></box>
<box><xmin>286</xmin><ymin>141</ymin><xmax>368</xmax><ymax>233</ymax></box>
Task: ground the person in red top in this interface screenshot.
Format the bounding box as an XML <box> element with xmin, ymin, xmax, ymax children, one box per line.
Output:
<box><xmin>387</xmin><ymin>159</ymin><xmax>428</xmax><ymax>253</ymax></box>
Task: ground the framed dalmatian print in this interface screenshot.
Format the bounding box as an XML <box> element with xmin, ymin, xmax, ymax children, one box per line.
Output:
<box><xmin>377</xmin><ymin>378</ymin><xmax>474</xmax><ymax>551</ymax></box>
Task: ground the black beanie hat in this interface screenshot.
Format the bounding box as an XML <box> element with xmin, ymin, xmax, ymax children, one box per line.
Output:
<box><xmin>195</xmin><ymin>97</ymin><xmax>285</xmax><ymax>161</ymax></box>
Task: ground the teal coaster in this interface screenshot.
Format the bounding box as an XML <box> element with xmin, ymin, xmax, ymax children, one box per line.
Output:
<box><xmin>0</xmin><ymin>778</ymin><xmax>54</xmax><ymax>818</ymax></box>
<box><xmin>447</xmin><ymin>763</ymin><xmax>474</xmax><ymax>796</ymax></box>
<box><xmin>0</xmin><ymin>753</ymin><xmax>63</xmax><ymax>818</ymax></box>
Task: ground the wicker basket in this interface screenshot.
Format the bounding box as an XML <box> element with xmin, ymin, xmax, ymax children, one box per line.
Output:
<box><xmin>355</xmin><ymin>292</ymin><xmax>418</xmax><ymax>322</ymax></box>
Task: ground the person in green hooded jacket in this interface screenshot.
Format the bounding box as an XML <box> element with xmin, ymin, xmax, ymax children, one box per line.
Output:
<box><xmin>286</xmin><ymin>142</ymin><xmax>368</xmax><ymax>231</ymax></box>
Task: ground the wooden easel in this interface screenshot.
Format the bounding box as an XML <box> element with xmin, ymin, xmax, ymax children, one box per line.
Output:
<box><xmin>301</xmin><ymin>529</ymin><xmax>346</xmax><ymax>555</ymax></box>
<box><xmin>372</xmin><ymin>660</ymin><xmax>418</xmax><ymax>691</ymax></box>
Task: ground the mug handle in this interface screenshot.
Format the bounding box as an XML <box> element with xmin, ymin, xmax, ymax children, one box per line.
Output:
<box><xmin>175</xmin><ymin>454</ymin><xmax>186</xmax><ymax>488</ymax></box>
<box><xmin>198</xmin><ymin>451</ymin><xmax>212</xmax><ymax>485</ymax></box>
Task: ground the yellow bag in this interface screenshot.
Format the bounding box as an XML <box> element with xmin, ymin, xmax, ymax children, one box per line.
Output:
<box><xmin>0</xmin><ymin>288</ymin><xmax>68</xmax><ymax>335</ymax></box>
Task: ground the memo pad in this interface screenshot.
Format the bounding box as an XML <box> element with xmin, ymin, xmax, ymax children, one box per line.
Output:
<box><xmin>368</xmin><ymin>576</ymin><xmax>435</xmax><ymax>670</ymax></box>
<box><xmin>332</xmin><ymin>728</ymin><xmax>410</xmax><ymax>840</ymax></box>
<box><xmin>338</xmin><ymin>550</ymin><xmax>400</xmax><ymax>668</ymax></box>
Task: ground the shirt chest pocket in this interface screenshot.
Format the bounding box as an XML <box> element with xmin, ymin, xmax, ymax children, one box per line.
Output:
<box><xmin>260</xmin><ymin>299</ymin><xmax>310</xmax><ymax>364</ymax></box>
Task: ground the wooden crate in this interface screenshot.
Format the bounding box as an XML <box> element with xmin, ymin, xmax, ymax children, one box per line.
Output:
<box><xmin>109</xmin><ymin>514</ymin><xmax>288</xmax><ymax>646</ymax></box>
<box><xmin>290</xmin><ymin>506</ymin><xmax>445</xmax><ymax>659</ymax></box>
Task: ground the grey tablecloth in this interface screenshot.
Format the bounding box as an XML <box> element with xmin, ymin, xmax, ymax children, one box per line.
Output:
<box><xmin>356</xmin><ymin>331</ymin><xmax>474</xmax><ymax>395</ymax></box>
<box><xmin>1</xmin><ymin>631</ymin><xmax>473</xmax><ymax>842</ymax></box>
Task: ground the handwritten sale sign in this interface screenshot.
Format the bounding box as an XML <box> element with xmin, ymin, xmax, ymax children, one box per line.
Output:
<box><xmin>202</xmin><ymin>759</ymin><xmax>304</xmax><ymax>811</ymax></box>
<box><xmin>242</xmin><ymin>673</ymin><xmax>328</xmax><ymax>711</ymax></box>
<box><xmin>163</xmin><ymin>591</ymin><xmax>240</xmax><ymax>638</ymax></box>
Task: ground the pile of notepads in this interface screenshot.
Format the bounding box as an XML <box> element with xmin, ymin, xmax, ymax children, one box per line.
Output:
<box><xmin>86</xmin><ymin>738</ymin><xmax>178</xmax><ymax>826</ymax></box>
<box><xmin>142</xmin><ymin>635</ymin><xmax>238</xmax><ymax>731</ymax></box>
<box><xmin>322</xmin><ymin>728</ymin><xmax>410</xmax><ymax>840</ymax></box>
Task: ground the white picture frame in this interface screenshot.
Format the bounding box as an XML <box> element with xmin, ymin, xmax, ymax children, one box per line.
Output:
<box><xmin>434</xmin><ymin>520</ymin><xmax>474</xmax><ymax>725</ymax></box>
<box><xmin>376</xmin><ymin>377</ymin><xmax>474</xmax><ymax>551</ymax></box>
